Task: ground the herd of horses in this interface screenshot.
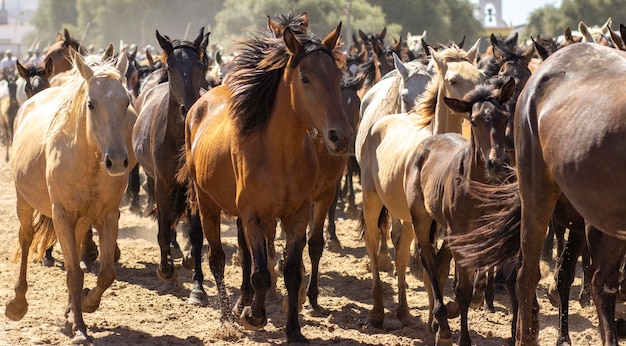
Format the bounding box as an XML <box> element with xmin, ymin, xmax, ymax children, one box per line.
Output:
<box><xmin>3</xmin><ymin>10</ymin><xmax>626</xmax><ymax>346</ymax></box>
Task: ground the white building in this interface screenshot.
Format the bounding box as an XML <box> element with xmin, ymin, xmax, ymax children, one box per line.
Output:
<box><xmin>0</xmin><ymin>0</ymin><xmax>39</xmax><ymax>58</ymax></box>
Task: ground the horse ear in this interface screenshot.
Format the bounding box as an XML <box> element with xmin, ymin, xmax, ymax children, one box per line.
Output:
<box><xmin>443</xmin><ymin>96</ymin><xmax>471</xmax><ymax>115</ymax></box>
<box><xmin>16</xmin><ymin>60</ymin><xmax>27</xmax><ymax>80</ymax></box>
<box><xmin>620</xmin><ymin>24</ymin><xmax>626</xmax><ymax>50</ymax></box>
<box><xmin>146</xmin><ymin>49</ymin><xmax>154</xmax><ymax>66</ymax></box>
<box><xmin>564</xmin><ymin>27</ymin><xmax>573</xmax><ymax>41</ymax></box>
<box><xmin>379</xmin><ymin>27</ymin><xmax>387</xmax><ymax>41</ymax></box>
<box><xmin>44</xmin><ymin>56</ymin><xmax>54</xmax><ymax>77</ymax></box>
<box><xmin>602</xmin><ymin>17</ymin><xmax>612</xmax><ymax>35</ymax></box>
<box><xmin>358</xmin><ymin>29</ymin><xmax>368</xmax><ymax>42</ymax></box>
<box><xmin>609</xmin><ymin>24</ymin><xmax>626</xmax><ymax>50</ymax></box>
<box><xmin>129</xmin><ymin>45</ymin><xmax>137</xmax><ymax>59</ymax></box>
<box><xmin>200</xmin><ymin>32</ymin><xmax>210</xmax><ymax>60</ymax></box>
<box><xmin>531</xmin><ymin>36</ymin><xmax>550</xmax><ymax>60</ymax></box>
<box><xmin>102</xmin><ymin>43</ymin><xmax>114</xmax><ymax>60</ymax></box>
<box><xmin>393</xmin><ymin>53</ymin><xmax>409</xmax><ymax>80</ymax></box>
<box><xmin>56</xmin><ymin>31</ymin><xmax>63</xmax><ymax>41</ymax></box>
<box><xmin>421</xmin><ymin>30</ymin><xmax>427</xmax><ymax>39</ymax></box>
<box><xmin>457</xmin><ymin>35</ymin><xmax>466</xmax><ymax>49</ymax></box>
<box><xmin>73</xmin><ymin>49</ymin><xmax>94</xmax><ymax>82</ymax></box>
<box><xmin>578</xmin><ymin>21</ymin><xmax>594</xmax><ymax>43</ymax></box>
<box><xmin>466</xmin><ymin>38</ymin><xmax>481</xmax><ymax>64</ymax></box>
<box><xmin>267</xmin><ymin>15</ymin><xmax>282</xmax><ymax>36</ymax></box>
<box><xmin>64</xmin><ymin>28</ymin><xmax>71</xmax><ymax>44</ymax></box>
<box><xmin>300</xmin><ymin>12</ymin><xmax>309</xmax><ymax>29</ymax></box>
<box><xmin>499</xmin><ymin>77</ymin><xmax>516</xmax><ymax>104</ymax></box>
<box><xmin>421</xmin><ymin>38</ymin><xmax>432</xmax><ymax>57</ymax></box>
<box><xmin>283</xmin><ymin>27</ymin><xmax>303</xmax><ymax>56</ymax></box>
<box><xmin>520</xmin><ymin>44</ymin><xmax>535</xmax><ymax>65</ymax></box>
<box><xmin>116</xmin><ymin>48</ymin><xmax>129</xmax><ymax>77</ymax></box>
<box><xmin>322</xmin><ymin>22</ymin><xmax>342</xmax><ymax>52</ymax></box>
<box><xmin>156</xmin><ymin>30</ymin><xmax>173</xmax><ymax>54</ymax></box>
<box><xmin>193</xmin><ymin>27</ymin><xmax>205</xmax><ymax>49</ymax></box>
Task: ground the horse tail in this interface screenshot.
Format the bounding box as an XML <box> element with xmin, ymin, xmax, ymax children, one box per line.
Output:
<box><xmin>447</xmin><ymin>174</ymin><xmax>521</xmax><ymax>271</ymax></box>
<box><xmin>357</xmin><ymin>206</ymin><xmax>390</xmax><ymax>241</ymax></box>
<box><xmin>175</xmin><ymin>148</ymin><xmax>197</xmax><ymax>215</ymax></box>
<box><xmin>13</xmin><ymin>211</ymin><xmax>57</xmax><ymax>263</ymax></box>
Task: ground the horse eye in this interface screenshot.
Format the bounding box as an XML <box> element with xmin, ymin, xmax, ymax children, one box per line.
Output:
<box><xmin>87</xmin><ymin>101</ymin><xmax>94</xmax><ymax>110</ymax></box>
<box><xmin>300</xmin><ymin>75</ymin><xmax>309</xmax><ymax>83</ymax></box>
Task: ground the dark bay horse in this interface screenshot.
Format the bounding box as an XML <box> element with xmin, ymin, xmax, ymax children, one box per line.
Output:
<box><xmin>43</xmin><ymin>29</ymin><xmax>86</xmax><ymax>78</ymax></box>
<box><xmin>450</xmin><ymin>42</ymin><xmax>626</xmax><ymax>345</ymax></box>
<box><xmin>15</xmin><ymin>58</ymin><xmax>53</xmax><ymax>103</ymax></box>
<box><xmin>5</xmin><ymin>49</ymin><xmax>135</xmax><ymax>344</ymax></box>
<box><xmin>0</xmin><ymin>73</ymin><xmax>18</xmax><ymax>161</ymax></box>
<box><xmin>132</xmin><ymin>28</ymin><xmax>209</xmax><ymax>285</ymax></box>
<box><xmin>179</xmin><ymin>24</ymin><xmax>351</xmax><ymax>344</ymax></box>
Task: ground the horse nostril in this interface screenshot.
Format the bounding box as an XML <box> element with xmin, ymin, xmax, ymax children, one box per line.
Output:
<box><xmin>105</xmin><ymin>154</ymin><xmax>113</xmax><ymax>169</ymax></box>
<box><xmin>328</xmin><ymin>129</ymin><xmax>341</xmax><ymax>144</ymax></box>
<box><xmin>123</xmin><ymin>157</ymin><xmax>129</xmax><ymax>168</ymax></box>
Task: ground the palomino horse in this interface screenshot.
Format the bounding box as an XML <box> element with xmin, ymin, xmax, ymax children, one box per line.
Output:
<box><xmin>42</xmin><ymin>29</ymin><xmax>86</xmax><ymax>77</ymax></box>
<box><xmin>5</xmin><ymin>50</ymin><xmax>135</xmax><ymax>343</ymax></box>
<box><xmin>411</xmin><ymin>78</ymin><xmax>514</xmax><ymax>345</ymax></box>
<box><xmin>356</xmin><ymin>40</ymin><xmax>484</xmax><ymax>340</ymax></box>
<box><xmin>0</xmin><ymin>73</ymin><xmax>18</xmax><ymax>161</ymax></box>
<box><xmin>450</xmin><ymin>42</ymin><xmax>626</xmax><ymax>345</ymax></box>
<box><xmin>132</xmin><ymin>28</ymin><xmax>209</xmax><ymax>286</ymax></box>
<box><xmin>179</xmin><ymin>24</ymin><xmax>351</xmax><ymax>343</ymax></box>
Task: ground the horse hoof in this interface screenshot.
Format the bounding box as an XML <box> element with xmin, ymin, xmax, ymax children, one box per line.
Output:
<box><xmin>5</xmin><ymin>299</ymin><xmax>28</xmax><ymax>321</ymax></box>
<box><xmin>231</xmin><ymin>251</ymin><xmax>242</xmax><ymax>266</ymax></box>
<box><xmin>287</xmin><ymin>332</ymin><xmax>309</xmax><ymax>345</ymax></box>
<box><xmin>377</xmin><ymin>254</ymin><xmax>394</xmax><ymax>272</ymax></box>
<box><xmin>369</xmin><ymin>310</ymin><xmax>384</xmax><ymax>328</ymax></box>
<box><xmin>42</xmin><ymin>257</ymin><xmax>55</xmax><ymax>267</ymax></box>
<box><xmin>114</xmin><ymin>245</ymin><xmax>121</xmax><ymax>263</ymax></box>
<box><xmin>240</xmin><ymin>306</ymin><xmax>267</xmax><ymax>330</ymax></box>
<box><xmin>156</xmin><ymin>264</ymin><xmax>177</xmax><ymax>281</ymax></box>
<box><xmin>345</xmin><ymin>205</ymin><xmax>359</xmax><ymax>219</ymax></box>
<box><xmin>79</xmin><ymin>260</ymin><xmax>94</xmax><ymax>273</ymax></box>
<box><xmin>71</xmin><ymin>330</ymin><xmax>89</xmax><ymax>345</ymax></box>
<box><xmin>435</xmin><ymin>333</ymin><xmax>453</xmax><ymax>346</ymax></box>
<box><xmin>182</xmin><ymin>254</ymin><xmax>195</xmax><ymax>270</ymax></box>
<box><xmin>188</xmin><ymin>288</ymin><xmax>207</xmax><ymax>306</ymax></box>
<box><xmin>325</xmin><ymin>239</ymin><xmax>342</xmax><ymax>252</ymax></box>
<box><xmin>82</xmin><ymin>288</ymin><xmax>100</xmax><ymax>313</ymax></box>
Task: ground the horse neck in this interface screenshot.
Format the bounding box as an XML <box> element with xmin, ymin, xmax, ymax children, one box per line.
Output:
<box><xmin>264</xmin><ymin>81</ymin><xmax>310</xmax><ymax>164</ymax></box>
<box><xmin>432</xmin><ymin>82</ymin><xmax>463</xmax><ymax>135</ymax></box>
<box><xmin>467</xmin><ymin>130</ymin><xmax>489</xmax><ymax>184</ymax></box>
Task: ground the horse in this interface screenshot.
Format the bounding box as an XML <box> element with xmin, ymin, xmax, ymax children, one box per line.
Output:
<box><xmin>15</xmin><ymin>58</ymin><xmax>53</xmax><ymax>104</ymax></box>
<box><xmin>0</xmin><ymin>73</ymin><xmax>18</xmax><ymax>161</ymax></box>
<box><xmin>42</xmin><ymin>28</ymin><xmax>87</xmax><ymax>78</ymax></box>
<box><xmin>355</xmin><ymin>40</ymin><xmax>484</xmax><ymax>340</ymax></box>
<box><xmin>178</xmin><ymin>23</ymin><xmax>351</xmax><ymax>344</ymax></box>
<box><xmin>132</xmin><ymin>27</ymin><xmax>209</xmax><ymax>288</ymax></box>
<box><xmin>5</xmin><ymin>49</ymin><xmax>135</xmax><ymax>344</ymax></box>
<box><xmin>449</xmin><ymin>42</ymin><xmax>626</xmax><ymax>346</ymax></box>
<box><xmin>404</xmin><ymin>78</ymin><xmax>514</xmax><ymax>345</ymax></box>
<box><xmin>406</xmin><ymin>30</ymin><xmax>428</xmax><ymax>60</ymax></box>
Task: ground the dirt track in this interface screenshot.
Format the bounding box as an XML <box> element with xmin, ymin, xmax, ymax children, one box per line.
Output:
<box><xmin>0</xmin><ymin>155</ymin><xmax>613</xmax><ymax>345</ymax></box>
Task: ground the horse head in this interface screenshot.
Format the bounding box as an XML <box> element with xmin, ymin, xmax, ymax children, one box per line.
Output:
<box><xmin>156</xmin><ymin>27</ymin><xmax>209</xmax><ymax>117</ymax></box>
<box><xmin>444</xmin><ymin>77</ymin><xmax>515</xmax><ymax>181</ymax></box>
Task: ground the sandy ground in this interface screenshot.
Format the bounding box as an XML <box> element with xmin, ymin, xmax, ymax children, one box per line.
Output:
<box><xmin>0</xmin><ymin>153</ymin><xmax>614</xmax><ymax>345</ymax></box>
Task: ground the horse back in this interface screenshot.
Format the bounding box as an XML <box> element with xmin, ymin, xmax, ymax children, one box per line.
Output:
<box><xmin>517</xmin><ymin>43</ymin><xmax>626</xmax><ymax>234</ymax></box>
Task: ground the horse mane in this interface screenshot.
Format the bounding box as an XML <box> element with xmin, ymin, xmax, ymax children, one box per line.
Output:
<box><xmin>45</xmin><ymin>57</ymin><xmax>123</xmax><ymax>142</ymax></box>
<box><xmin>273</xmin><ymin>11</ymin><xmax>309</xmax><ymax>35</ymax></box>
<box><xmin>225</xmin><ymin>32</ymin><xmax>344</xmax><ymax>135</ymax></box>
<box><xmin>412</xmin><ymin>44</ymin><xmax>473</xmax><ymax>127</ymax></box>
<box><xmin>159</xmin><ymin>39</ymin><xmax>209</xmax><ymax>68</ymax></box>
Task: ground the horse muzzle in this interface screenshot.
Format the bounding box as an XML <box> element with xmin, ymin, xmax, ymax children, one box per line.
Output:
<box><xmin>325</xmin><ymin>128</ymin><xmax>354</xmax><ymax>156</ymax></box>
<box><xmin>104</xmin><ymin>152</ymin><xmax>130</xmax><ymax>176</ymax></box>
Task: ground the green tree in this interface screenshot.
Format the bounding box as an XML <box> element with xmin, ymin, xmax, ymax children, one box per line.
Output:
<box><xmin>27</xmin><ymin>0</ymin><xmax>79</xmax><ymax>48</ymax></box>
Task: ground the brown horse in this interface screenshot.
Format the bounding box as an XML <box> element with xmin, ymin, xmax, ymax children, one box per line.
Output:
<box><xmin>15</xmin><ymin>58</ymin><xmax>53</xmax><ymax>103</ymax></box>
<box><xmin>179</xmin><ymin>24</ymin><xmax>351</xmax><ymax>343</ymax></box>
<box><xmin>450</xmin><ymin>42</ymin><xmax>626</xmax><ymax>345</ymax></box>
<box><xmin>5</xmin><ymin>49</ymin><xmax>135</xmax><ymax>343</ymax></box>
<box><xmin>132</xmin><ymin>28</ymin><xmax>209</xmax><ymax>286</ymax></box>
<box><xmin>42</xmin><ymin>29</ymin><xmax>86</xmax><ymax>78</ymax></box>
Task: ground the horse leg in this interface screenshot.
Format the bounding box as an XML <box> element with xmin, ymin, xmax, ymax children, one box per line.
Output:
<box><xmin>43</xmin><ymin>246</ymin><xmax>55</xmax><ymax>267</ymax></box>
<box><xmin>587</xmin><ymin>225</ymin><xmax>626</xmax><ymax>346</ymax></box>
<box><xmin>542</xmin><ymin>220</ymin><xmax>555</xmax><ymax>263</ymax></box>
<box><xmin>550</xmin><ymin>225</ymin><xmax>586</xmax><ymax>346</ymax></box>
<box><xmin>281</xmin><ymin>204</ymin><xmax>309</xmax><ymax>344</ymax></box>
<box><xmin>54</xmin><ymin>211</ymin><xmax>90</xmax><ymax>343</ymax></box>
<box><xmin>484</xmin><ymin>267</ymin><xmax>496</xmax><ymax>312</ymax></box>
<box><xmin>82</xmin><ymin>212</ymin><xmax>119</xmax><ymax>313</ymax></box>
<box><xmin>361</xmin><ymin>190</ymin><xmax>386</xmax><ymax>327</ymax></box>
<box><xmin>579</xmin><ymin>244</ymin><xmax>593</xmax><ymax>307</ymax></box>
<box><xmin>197</xmin><ymin>197</ymin><xmax>231</xmax><ymax>322</ymax></box>
<box><xmin>324</xmin><ymin>181</ymin><xmax>342</xmax><ymax>251</ymax></box>
<box><xmin>376</xmin><ymin>217</ymin><xmax>396</xmax><ymax>272</ymax></box>
<box><xmin>125</xmin><ymin>164</ymin><xmax>142</xmax><ymax>214</ymax></box>
<box><xmin>394</xmin><ymin>220</ymin><xmax>415</xmax><ymax>326</ymax></box>
<box><xmin>80</xmin><ymin>226</ymin><xmax>99</xmax><ymax>272</ymax></box>
<box><xmin>145</xmin><ymin>175</ymin><xmax>156</xmax><ymax>212</ymax></box>
<box><xmin>344</xmin><ymin>156</ymin><xmax>359</xmax><ymax>217</ymax></box>
<box><xmin>187</xmin><ymin>211</ymin><xmax>208</xmax><ymax>306</ymax></box>
<box><xmin>239</xmin><ymin>215</ymin><xmax>273</xmax><ymax>331</ymax></box>
<box><xmin>412</xmin><ymin>211</ymin><xmax>452</xmax><ymax>345</ymax></box>
<box><xmin>5</xmin><ymin>196</ymin><xmax>35</xmax><ymax>321</ymax></box>
<box><xmin>235</xmin><ymin>217</ymin><xmax>253</xmax><ymax>319</ymax></box>
<box><xmin>454</xmin><ymin>263</ymin><xmax>475</xmax><ymax>346</ymax></box>
<box><xmin>307</xmin><ymin>196</ymin><xmax>332</xmax><ymax>315</ymax></box>
<box><xmin>154</xmin><ymin>182</ymin><xmax>176</xmax><ymax>280</ymax></box>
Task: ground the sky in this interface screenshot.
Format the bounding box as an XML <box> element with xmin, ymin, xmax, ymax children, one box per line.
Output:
<box><xmin>470</xmin><ymin>0</ymin><xmax>563</xmax><ymax>27</ymax></box>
